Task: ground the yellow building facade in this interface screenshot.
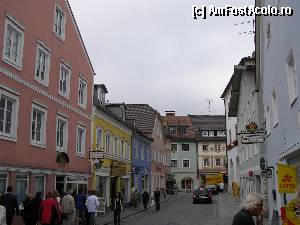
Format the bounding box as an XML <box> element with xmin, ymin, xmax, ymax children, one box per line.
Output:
<box><xmin>92</xmin><ymin>106</ymin><xmax>132</xmax><ymax>206</ymax></box>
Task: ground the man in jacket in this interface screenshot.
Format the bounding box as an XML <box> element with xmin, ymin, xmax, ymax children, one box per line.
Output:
<box><xmin>0</xmin><ymin>186</ymin><xmax>19</xmax><ymax>225</ymax></box>
<box><xmin>61</xmin><ymin>190</ymin><xmax>75</xmax><ymax>225</ymax></box>
<box><xmin>142</xmin><ymin>190</ymin><xmax>150</xmax><ymax>211</ymax></box>
<box><xmin>154</xmin><ymin>187</ymin><xmax>160</xmax><ymax>211</ymax></box>
<box><xmin>85</xmin><ymin>190</ymin><xmax>99</xmax><ymax>225</ymax></box>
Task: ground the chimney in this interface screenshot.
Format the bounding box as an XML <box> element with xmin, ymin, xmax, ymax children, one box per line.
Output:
<box><xmin>165</xmin><ymin>111</ymin><xmax>175</xmax><ymax>116</ymax></box>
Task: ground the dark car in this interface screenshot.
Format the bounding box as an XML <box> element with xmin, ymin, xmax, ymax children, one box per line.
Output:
<box><xmin>193</xmin><ymin>188</ymin><xmax>212</xmax><ymax>204</ymax></box>
<box><xmin>206</xmin><ymin>184</ymin><xmax>218</xmax><ymax>195</ymax></box>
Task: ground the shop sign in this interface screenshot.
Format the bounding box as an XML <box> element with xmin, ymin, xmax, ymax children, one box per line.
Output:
<box><xmin>89</xmin><ymin>151</ymin><xmax>104</xmax><ymax>159</ymax></box>
<box><xmin>241</xmin><ymin>134</ymin><xmax>265</xmax><ymax>144</ymax></box>
<box><xmin>281</xmin><ymin>198</ymin><xmax>300</xmax><ymax>225</ymax></box>
<box><xmin>278</xmin><ymin>164</ymin><xmax>297</xmax><ymax>193</ymax></box>
<box><xmin>112</xmin><ymin>167</ymin><xmax>126</xmax><ymax>176</ymax></box>
<box><xmin>205</xmin><ymin>175</ymin><xmax>223</xmax><ymax>185</ymax></box>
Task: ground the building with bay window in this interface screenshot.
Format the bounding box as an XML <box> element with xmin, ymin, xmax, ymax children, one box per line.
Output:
<box><xmin>0</xmin><ymin>0</ymin><xmax>94</xmax><ymax>208</ymax></box>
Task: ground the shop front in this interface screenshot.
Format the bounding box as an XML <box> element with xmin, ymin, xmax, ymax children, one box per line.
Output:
<box><xmin>55</xmin><ymin>175</ymin><xmax>88</xmax><ymax>195</ymax></box>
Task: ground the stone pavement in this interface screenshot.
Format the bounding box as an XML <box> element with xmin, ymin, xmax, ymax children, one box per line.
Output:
<box><xmin>96</xmin><ymin>195</ymin><xmax>173</xmax><ymax>225</ymax></box>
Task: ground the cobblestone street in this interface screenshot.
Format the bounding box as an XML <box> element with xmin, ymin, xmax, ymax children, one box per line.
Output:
<box><xmin>98</xmin><ymin>192</ymin><xmax>241</xmax><ymax>225</ymax></box>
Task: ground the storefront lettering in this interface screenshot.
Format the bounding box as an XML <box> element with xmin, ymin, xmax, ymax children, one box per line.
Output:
<box><xmin>279</xmin><ymin>183</ymin><xmax>296</xmax><ymax>189</ymax></box>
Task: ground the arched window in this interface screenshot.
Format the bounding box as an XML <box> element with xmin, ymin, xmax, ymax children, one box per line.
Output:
<box><xmin>105</xmin><ymin>133</ymin><xmax>110</xmax><ymax>153</ymax></box>
<box><xmin>96</xmin><ymin>127</ymin><xmax>102</xmax><ymax>147</ymax></box>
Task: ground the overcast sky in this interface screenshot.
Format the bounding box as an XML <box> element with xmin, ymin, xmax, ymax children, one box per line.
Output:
<box><xmin>69</xmin><ymin>0</ymin><xmax>254</xmax><ymax>116</ymax></box>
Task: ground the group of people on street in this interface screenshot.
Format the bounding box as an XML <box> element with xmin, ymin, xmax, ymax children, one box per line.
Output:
<box><xmin>0</xmin><ymin>186</ymin><xmax>100</xmax><ymax>225</ymax></box>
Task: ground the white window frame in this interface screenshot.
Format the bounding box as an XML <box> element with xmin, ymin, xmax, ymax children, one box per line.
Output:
<box><xmin>53</xmin><ymin>4</ymin><xmax>66</xmax><ymax>40</ymax></box>
<box><xmin>182</xmin><ymin>159</ymin><xmax>190</xmax><ymax>168</ymax></box>
<box><xmin>215</xmin><ymin>158</ymin><xmax>221</xmax><ymax>167</ymax></box>
<box><xmin>181</xmin><ymin>126</ymin><xmax>188</xmax><ymax>134</ymax></box>
<box><xmin>170</xmin><ymin>126</ymin><xmax>177</xmax><ymax>134</ymax></box>
<box><xmin>0</xmin><ymin>87</ymin><xmax>19</xmax><ymax>142</ymax></box>
<box><xmin>30</xmin><ymin>103</ymin><xmax>47</xmax><ymax>148</ymax></box>
<box><xmin>141</xmin><ymin>143</ymin><xmax>144</xmax><ymax>161</ymax></box>
<box><xmin>202</xmin><ymin>131</ymin><xmax>208</xmax><ymax>137</ymax></box>
<box><xmin>203</xmin><ymin>158</ymin><xmax>210</xmax><ymax>167</ymax></box>
<box><xmin>105</xmin><ymin>133</ymin><xmax>111</xmax><ymax>153</ymax></box>
<box><xmin>286</xmin><ymin>49</ymin><xmax>297</xmax><ymax>106</ymax></box>
<box><xmin>202</xmin><ymin>144</ymin><xmax>208</xmax><ymax>151</ymax></box>
<box><xmin>171</xmin><ymin>159</ymin><xmax>178</xmax><ymax>168</ymax></box>
<box><xmin>16</xmin><ymin>174</ymin><xmax>28</xmax><ymax>205</ymax></box>
<box><xmin>171</xmin><ymin>143</ymin><xmax>177</xmax><ymax>152</ymax></box>
<box><xmin>58</xmin><ymin>62</ymin><xmax>71</xmax><ymax>99</ymax></box>
<box><xmin>114</xmin><ymin>136</ymin><xmax>118</xmax><ymax>156</ymax></box>
<box><xmin>76</xmin><ymin>124</ymin><xmax>86</xmax><ymax>157</ymax></box>
<box><xmin>34</xmin><ymin>175</ymin><xmax>46</xmax><ymax>198</ymax></box>
<box><xmin>0</xmin><ymin>173</ymin><xmax>8</xmax><ymax>195</ymax></box>
<box><xmin>34</xmin><ymin>42</ymin><xmax>51</xmax><ymax>86</ymax></box>
<box><xmin>96</xmin><ymin>127</ymin><xmax>102</xmax><ymax>148</ymax></box>
<box><xmin>181</xmin><ymin>143</ymin><xmax>189</xmax><ymax>151</ymax></box>
<box><xmin>2</xmin><ymin>16</ymin><xmax>24</xmax><ymax>70</ymax></box>
<box><xmin>56</xmin><ymin>115</ymin><xmax>68</xmax><ymax>152</ymax></box>
<box><xmin>209</xmin><ymin>131</ymin><xmax>214</xmax><ymax>137</ymax></box>
<box><xmin>78</xmin><ymin>76</ymin><xmax>87</xmax><ymax>108</ymax></box>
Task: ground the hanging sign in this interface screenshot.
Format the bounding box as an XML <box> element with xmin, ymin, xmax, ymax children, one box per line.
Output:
<box><xmin>238</xmin><ymin>122</ymin><xmax>266</xmax><ymax>144</ymax></box>
<box><xmin>278</xmin><ymin>164</ymin><xmax>297</xmax><ymax>193</ymax></box>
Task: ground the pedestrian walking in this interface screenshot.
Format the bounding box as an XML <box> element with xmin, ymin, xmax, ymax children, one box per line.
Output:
<box><xmin>22</xmin><ymin>194</ymin><xmax>32</xmax><ymax>225</ymax></box>
<box><xmin>141</xmin><ymin>190</ymin><xmax>150</xmax><ymax>211</ymax></box>
<box><xmin>232</xmin><ymin>192</ymin><xmax>264</xmax><ymax>225</ymax></box>
<box><xmin>61</xmin><ymin>190</ymin><xmax>75</xmax><ymax>225</ymax></box>
<box><xmin>0</xmin><ymin>204</ymin><xmax>6</xmax><ymax>225</ymax></box>
<box><xmin>112</xmin><ymin>192</ymin><xmax>123</xmax><ymax>225</ymax></box>
<box><xmin>31</xmin><ymin>192</ymin><xmax>42</xmax><ymax>225</ymax></box>
<box><xmin>85</xmin><ymin>190</ymin><xmax>99</xmax><ymax>225</ymax></box>
<box><xmin>75</xmin><ymin>189</ymin><xmax>87</xmax><ymax>225</ymax></box>
<box><xmin>154</xmin><ymin>187</ymin><xmax>160</xmax><ymax>211</ymax></box>
<box><xmin>39</xmin><ymin>192</ymin><xmax>61</xmax><ymax>225</ymax></box>
<box><xmin>52</xmin><ymin>190</ymin><xmax>62</xmax><ymax>215</ymax></box>
<box><xmin>0</xmin><ymin>186</ymin><xmax>19</xmax><ymax>225</ymax></box>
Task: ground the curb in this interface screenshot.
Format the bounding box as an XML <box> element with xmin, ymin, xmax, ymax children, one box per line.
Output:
<box><xmin>101</xmin><ymin>197</ymin><xmax>172</xmax><ymax>225</ymax></box>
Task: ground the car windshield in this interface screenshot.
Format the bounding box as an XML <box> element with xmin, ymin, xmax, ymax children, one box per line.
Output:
<box><xmin>194</xmin><ymin>189</ymin><xmax>208</xmax><ymax>194</ymax></box>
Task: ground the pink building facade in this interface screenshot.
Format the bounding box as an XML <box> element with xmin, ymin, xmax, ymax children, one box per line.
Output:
<box><xmin>0</xmin><ymin>0</ymin><xmax>94</xmax><ymax>205</ymax></box>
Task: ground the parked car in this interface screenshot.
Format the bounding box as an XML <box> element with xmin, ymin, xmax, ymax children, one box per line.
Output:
<box><xmin>206</xmin><ymin>184</ymin><xmax>218</xmax><ymax>195</ymax></box>
<box><xmin>192</xmin><ymin>188</ymin><xmax>212</xmax><ymax>204</ymax></box>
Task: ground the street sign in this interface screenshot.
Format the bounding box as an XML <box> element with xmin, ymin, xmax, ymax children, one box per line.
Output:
<box><xmin>241</xmin><ymin>134</ymin><xmax>265</xmax><ymax>144</ymax></box>
<box><xmin>89</xmin><ymin>151</ymin><xmax>104</xmax><ymax>159</ymax></box>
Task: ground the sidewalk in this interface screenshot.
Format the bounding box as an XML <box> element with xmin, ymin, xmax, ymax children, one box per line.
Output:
<box><xmin>216</xmin><ymin>192</ymin><xmax>241</xmax><ymax>225</ymax></box>
<box><xmin>96</xmin><ymin>196</ymin><xmax>173</xmax><ymax>225</ymax></box>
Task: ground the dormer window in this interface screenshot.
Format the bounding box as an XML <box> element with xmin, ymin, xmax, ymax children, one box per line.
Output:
<box><xmin>97</xmin><ymin>88</ymin><xmax>105</xmax><ymax>106</ymax></box>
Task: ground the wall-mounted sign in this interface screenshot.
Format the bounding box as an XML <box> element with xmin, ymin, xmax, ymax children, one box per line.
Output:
<box><xmin>89</xmin><ymin>151</ymin><xmax>104</xmax><ymax>159</ymax></box>
<box><xmin>278</xmin><ymin>164</ymin><xmax>297</xmax><ymax>193</ymax></box>
<box><xmin>241</xmin><ymin>134</ymin><xmax>265</xmax><ymax>144</ymax></box>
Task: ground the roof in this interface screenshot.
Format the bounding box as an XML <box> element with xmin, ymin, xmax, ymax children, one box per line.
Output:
<box><xmin>162</xmin><ymin>116</ymin><xmax>196</xmax><ymax>139</ymax></box>
<box><xmin>189</xmin><ymin>115</ymin><xmax>226</xmax><ymax>140</ymax></box>
<box><xmin>220</xmin><ymin>56</ymin><xmax>255</xmax><ymax>99</ymax></box>
<box><xmin>125</xmin><ymin>104</ymin><xmax>159</xmax><ymax>135</ymax></box>
<box><xmin>67</xmin><ymin>1</ymin><xmax>95</xmax><ymax>75</ymax></box>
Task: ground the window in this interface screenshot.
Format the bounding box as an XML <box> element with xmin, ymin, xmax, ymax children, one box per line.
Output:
<box><xmin>170</xmin><ymin>126</ymin><xmax>177</xmax><ymax>134</ymax></box>
<box><xmin>171</xmin><ymin>160</ymin><xmax>178</xmax><ymax>168</ymax></box>
<box><xmin>58</xmin><ymin>62</ymin><xmax>71</xmax><ymax>98</ymax></box>
<box><xmin>105</xmin><ymin>133</ymin><xmax>110</xmax><ymax>153</ymax></box>
<box><xmin>141</xmin><ymin>144</ymin><xmax>144</xmax><ymax>161</ymax></box>
<box><xmin>120</xmin><ymin>140</ymin><xmax>125</xmax><ymax>158</ymax></box>
<box><xmin>0</xmin><ymin>88</ymin><xmax>19</xmax><ymax>141</ymax></box>
<box><xmin>286</xmin><ymin>49</ymin><xmax>297</xmax><ymax>105</ymax></box>
<box><xmin>215</xmin><ymin>158</ymin><xmax>221</xmax><ymax>167</ymax></box>
<box><xmin>209</xmin><ymin>131</ymin><xmax>214</xmax><ymax>137</ymax></box>
<box><xmin>0</xmin><ymin>174</ymin><xmax>7</xmax><ymax>195</ymax></box>
<box><xmin>217</xmin><ymin>131</ymin><xmax>225</xmax><ymax>137</ymax></box>
<box><xmin>31</xmin><ymin>103</ymin><xmax>47</xmax><ymax>147</ymax></box>
<box><xmin>202</xmin><ymin>145</ymin><xmax>208</xmax><ymax>151</ymax></box>
<box><xmin>56</xmin><ymin>115</ymin><xmax>68</xmax><ymax>152</ymax></box>
<box><xmin>182</xmin><ymin>143</ymin><xmax>189</xmax><ymax>151</ymax></box>
<box><xmin>171</xmin><ymin>143</ymin><xmax>177</xmax><ymax>152</ymax></box>
<box><xmin>78</xmin><ymin>77</ymin><xmax>87</xmax><ymax>108</ymax></box>
<box><xmin>97</xmin><ymin>88</ymin><xmax>105</xmax><ymax>106</ymax></box>
<box><xmin>96</xmin><ymin>127</ymin><xmax>102</xmax><ymax>147</ymax></box>
<box><xmin>3</xmin><ymin>16</ymin><xmax>24</xmax><ymax>69</ymax></box>
<box><xmin>54</xmin><ymin>5</ymin><xmax>65</xmax><ymax>40</ymax></box>
<box><xmin>16</xmin><ymin>174</ymin><xmax>28</xmax><ymax>204</ymax></box>
<box><xmin>203</xmin><ymin>158</ymin><xmax>209</xmax><ymax>166</ymax></box>
<box><xmin>183</xmin><ymin>159</ymin><xmax>190</xmax><ymax>168</ymax></box>
<box><xmin>265</xmin><ymin>106</ymin><xmax>271</xmax><ymax>136</ymax></box>
<box><xmin>76</xmin><ymin>125</ymin><xmax>86</xmax><ymax>156</ymax></box>
<box><xmin>202</xmin><ymin>131</ymin><xmax>208</xmax><ymax>137</ymax></box>
<box><xmin>135</xmin><ymin>140</ymin><xmax>138</xmax><ymax>159</ymax></box>
<box><xmin>114</xmin><ymin>137</ymin><xmax>118</xmax><ymax>156</ymax></box>
<box><xmin>35</xmin><ymin>43</ymin><xmax>51</xmax><ymax>86</ymax></box>
<box><xmin>214</xmin><ymin>144</ymin><xmax>221</xmax><ymax>152</ymax></box>
<box><xmin>180</xmin><ymin>126</ymin><xmax>188</xmax><ymax>134</ymax></box>
<box><xmin>272</xmin><ymin>88</ymin><xmax>279</xmax><ymax>127</ymax></box>
<box><xmin>35</xmin><ymin>176</ymin><xmax>45</xmax><ymax>198</ymax></box>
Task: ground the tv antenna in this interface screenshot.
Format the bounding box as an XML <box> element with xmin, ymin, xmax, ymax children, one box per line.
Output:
<box><xmin>205</xmin><ymin>98</ymin><xmax>213</xmax><ymax>113</ymax></box>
